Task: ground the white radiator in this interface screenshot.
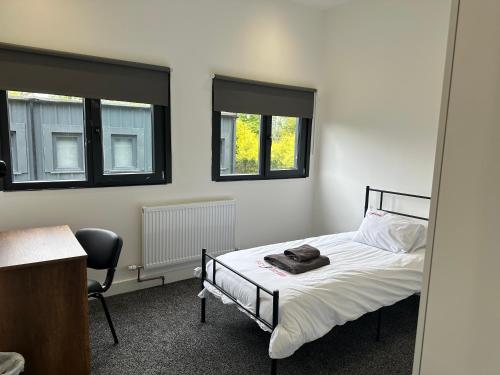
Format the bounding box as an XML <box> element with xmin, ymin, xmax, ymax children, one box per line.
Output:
<box><xmin>142</xmin><ymin>200</ymin><xmax>236</xmax><ymax>269</ymax></box>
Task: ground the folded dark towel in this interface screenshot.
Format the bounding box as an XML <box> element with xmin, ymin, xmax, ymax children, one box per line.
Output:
<box><xmin>284</xmin><ymin>244</ymin><xmax>320</xmax><ymax>262</ymax></box>
<box><xmin>264</xmin><ymin>254</ymin><xmax>330</xmax><ymax>274</ymax></box>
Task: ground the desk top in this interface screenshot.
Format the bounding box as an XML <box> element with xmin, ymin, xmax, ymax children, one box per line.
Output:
<box><xmin>0</xmin><ymin>225</ymin><xmax>86</xmax><ymax>271</ymax></box>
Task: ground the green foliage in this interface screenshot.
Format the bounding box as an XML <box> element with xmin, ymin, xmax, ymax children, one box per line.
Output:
<box><xmin>233</xmin><ymin>114</ymin><xmax>297</xmax><ymax>174</ymax></box>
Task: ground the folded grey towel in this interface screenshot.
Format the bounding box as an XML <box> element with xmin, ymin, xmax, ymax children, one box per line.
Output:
<box><xmin>284</xmin><ymin>244</ymin><xmax>320</xmax><ymax>262</ymax></box>
<box><xmin>264</xmin><ymin>254</ymin><xmax>330</xmax><ymax>274</ymax></box>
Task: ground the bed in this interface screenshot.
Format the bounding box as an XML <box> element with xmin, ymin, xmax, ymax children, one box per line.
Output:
<box><xmin>198</xmin><ymin>186</ymin><xmax>431</xmax><ymax>375</ymax></box>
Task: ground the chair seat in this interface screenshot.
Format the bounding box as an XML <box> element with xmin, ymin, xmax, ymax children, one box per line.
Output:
<box><xmin>87</xmin><ymin>279</ymin><xmax>104</xmax><ymax>294</ymax></box>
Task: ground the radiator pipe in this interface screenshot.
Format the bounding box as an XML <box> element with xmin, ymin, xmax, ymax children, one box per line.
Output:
<box><xmin>128</xmin><ymin>265</ymin><xmax>165</xmax><ymax>286</ymax></box>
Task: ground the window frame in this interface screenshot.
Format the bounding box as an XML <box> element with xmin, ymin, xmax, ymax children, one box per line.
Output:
<box><xmin>212</xmin><ymin>111</ymin><xmax>312</xmax><ymax>182</ymax></box>
<box><xmin>0</xmin><ymin>91</ymin><xmax>171</xmax><ymax>191</ymax></box>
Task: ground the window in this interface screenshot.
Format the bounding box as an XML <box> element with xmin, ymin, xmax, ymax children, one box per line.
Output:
<box><xmin>101</xmin><ymin>100</ymin><xmax>153</xmax><ymax>174</ymax></box>
<box><xmin>220</xmin><ymin>112</ymin><xmax>262</xmax><ymax>176</ymax></box>
<box><xmin>0</xmin><ymin>43</ymin><xmax>171</xmax><ymax>191</ymax></box>
<box><xmin>270</xmin><ymin>116</ymin><xmax>300</xmax><ymax>171</ymax></box>
<box><xmin>0</xmin><ymin>91</ymin><xmax>170</xmax><ymax>190</ymax></box>
<box><xmin>212</xmin><ymin>76</ymin><xmax>314</xmax><ymax>181</ymax></box>
<box><xmin>2</xmin><ymin>92</ymin><xmax>87</xmax><ymax>183</ymax></box>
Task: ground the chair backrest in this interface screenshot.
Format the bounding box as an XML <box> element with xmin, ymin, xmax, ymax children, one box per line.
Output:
<box><xmin>75</xmin><ymin>228</ymin><xmax>123</xmax><ymax>292</ymax></box>
<box><xmin>76</xmin><ymin>228</ymin><xmax>122</xmax><ymax>270</ymax></box>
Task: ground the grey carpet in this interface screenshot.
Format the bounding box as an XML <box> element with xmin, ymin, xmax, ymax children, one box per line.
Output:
<box><xmin>89</xmin><ymin>278</ymin><xmax>419</xmax><ymax>375</ymax></box>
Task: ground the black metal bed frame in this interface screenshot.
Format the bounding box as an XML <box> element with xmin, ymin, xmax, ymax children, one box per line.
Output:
<box><xmin>364</xmin><ymin>186</ymin><xmax>430</xmax><ymax>344</ymax></box>
<box><xmin>364</xmin><ymin>186</ymin><xmax>431</xmax><ymax>221</ymax></box>
<box><xmin>200</xmin><ymin>186</ymin><xmax>431</xmax><ymax>375</ymax></box>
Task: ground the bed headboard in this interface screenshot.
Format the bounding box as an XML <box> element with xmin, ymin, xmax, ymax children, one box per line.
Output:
<box><xmin>364</xmin><ymin>186</ymin><xmax>431</xmax><ymax>221</ymax></box>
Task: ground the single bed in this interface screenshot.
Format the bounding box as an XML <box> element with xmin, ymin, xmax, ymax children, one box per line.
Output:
<box><xmin>198</xmin><ymin>187</ymin><xmax>430</xmax><ymax>374</ymax></box>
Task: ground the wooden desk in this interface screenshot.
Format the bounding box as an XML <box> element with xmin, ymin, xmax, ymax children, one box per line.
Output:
<box><xmin>0</xmin><ymin>225</ymin><xmax>90</xmax><ymax>375</ymax></box>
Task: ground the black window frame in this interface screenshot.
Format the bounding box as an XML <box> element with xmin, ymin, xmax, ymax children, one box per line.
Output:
<box><xmin>212</xmin><ymin>111</ymin><xmax>312</xmax><ymax>182</ymax></box>
<box><xmin>0</xmin><ymin>90</ymin><xmax>171</xmax><ymax>191</ymax></box>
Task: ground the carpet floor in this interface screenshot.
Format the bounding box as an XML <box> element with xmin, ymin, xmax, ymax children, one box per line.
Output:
<box><xmin>89</xmin><ymin>278</ymin><xmax>419</xmax><ymax>375</ymax></box>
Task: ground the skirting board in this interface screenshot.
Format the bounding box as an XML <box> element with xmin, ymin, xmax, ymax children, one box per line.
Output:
<box><xmin>105</xmin><ymin>260</ymin><xmax>198</xmax><ymax>297</ymax></box>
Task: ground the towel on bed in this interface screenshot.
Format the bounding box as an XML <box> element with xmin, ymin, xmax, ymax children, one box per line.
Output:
<box><xmin>284</xmin><ymin>244</ymin><xmax>320</xmax><ymax>262</ymax></box>
<box><xmin>264</xmin><ymin>254</ymin><xmax>330</xmax><ymax>274</ymax></box>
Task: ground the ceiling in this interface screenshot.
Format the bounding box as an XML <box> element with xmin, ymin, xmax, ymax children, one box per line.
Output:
<box><xmin>288</xmin><ymin>0</ymin><xmax>351</xmax><ymax>9</ymax></box>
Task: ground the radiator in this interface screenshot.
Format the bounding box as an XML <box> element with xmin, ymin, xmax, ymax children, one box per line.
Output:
<box><xmin>142</xmin><ymin>200</ymin><xmax>236</xmax><ymax>269</ymax></box>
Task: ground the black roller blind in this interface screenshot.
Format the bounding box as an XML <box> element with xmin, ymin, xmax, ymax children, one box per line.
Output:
<box><xmin>213</xmin><ymin>75</ymin><xmax>315</xmax><ymax>118</ymax></box>
<box><xmin>0</xmin><ymin>43</ymin><xmax>170</xmax><ymax>106</ymax></box>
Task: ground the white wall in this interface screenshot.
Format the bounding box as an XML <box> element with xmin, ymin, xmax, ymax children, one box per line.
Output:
<box><xmin>313</xmin><ymin>0</ymin><xmax>451</xmax><ymax>235</ymax></box>
<box><xmin>0</xmin><ymin>0</ymin><xmax>453</xmax><ymax>293</ymax></box>
<box><xmin>416</xmin><ymin>0</ymin><xmax>500</xmax><ymax>373</ymax></box>
<box><xmin>0</xmin><ymin>0</ymin><xmax>325</xmax><ymax>287</ymax></box>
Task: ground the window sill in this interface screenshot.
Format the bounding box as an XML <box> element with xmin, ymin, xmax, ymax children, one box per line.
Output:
<box><xmin>212</xmin><ymin>174</ymin><xmax>308</xmax><ymax>182</ymax></box>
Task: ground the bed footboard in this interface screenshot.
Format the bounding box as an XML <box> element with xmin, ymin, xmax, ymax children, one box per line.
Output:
<box><xmin>200</xmin><ymin>248</ymin><xmax>280</xmax><ymax>375</ymax></box>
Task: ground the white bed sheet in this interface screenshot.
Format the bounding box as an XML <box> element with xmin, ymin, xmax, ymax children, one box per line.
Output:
<box><xmin>201</xmin><ymin>231</ymin><xmax>425</xmax><ymax>359</ymax></box>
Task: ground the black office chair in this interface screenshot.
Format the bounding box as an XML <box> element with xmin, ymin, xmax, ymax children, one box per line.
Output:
<box><xmin>76</xmin><ymin>228</ymin><xmax>123</xmax><ymax>344</ymax></box>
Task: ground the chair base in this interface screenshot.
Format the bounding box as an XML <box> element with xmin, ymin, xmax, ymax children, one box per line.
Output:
<box><xmin>90</xmin><ymin>293</ymin><xmax>118</xmax><ymax>344</ymax></box>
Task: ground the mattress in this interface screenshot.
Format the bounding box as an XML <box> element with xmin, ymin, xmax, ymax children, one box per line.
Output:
<box><xmin>200</xmin><ymin>231</ymin><xmax>425</xmax><ymax>359</ymax></box>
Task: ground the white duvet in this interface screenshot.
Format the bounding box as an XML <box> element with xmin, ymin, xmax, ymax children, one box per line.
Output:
<box><xmin>201</xmin><ymin>231</ymin><xmax>425</xmax><ymax>359</ymax></box>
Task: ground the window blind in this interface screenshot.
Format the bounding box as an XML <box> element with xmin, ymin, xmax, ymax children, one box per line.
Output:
<box><xmin>213</xmin><ymin>75</ymin><xmax>315</xmax><ymax>118</ymax></box>
<box><xmin>0</xmin><ymin>43</ymin><xmax>170</xmax><ymax>106</ymax></box>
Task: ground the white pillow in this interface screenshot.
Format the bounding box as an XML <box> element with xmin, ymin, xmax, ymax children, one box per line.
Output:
<box><xmin>353</xmin><ymin>210</ymin><xmax>427</xmax><ymax>253</ymax></box>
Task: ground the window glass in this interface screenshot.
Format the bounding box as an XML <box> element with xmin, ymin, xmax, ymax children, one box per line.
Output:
<box><xmin>101</xmin><ymin>99</ymin><xmax>153</xmax><ymax>175</ymax></box>
<box><xmin>270</xmin><ymin>116</ymin><xmax>300</xmax><ymax>171</ymax></box>
<box><xmin>6</xmin><ymin>91</ymin><xmax>86</xmax><ymax>182</ymax></box>
<box><xmin>220</xmin><ymin>112</ymin><xmax>261</xmax><ymax>176</ymax></box>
